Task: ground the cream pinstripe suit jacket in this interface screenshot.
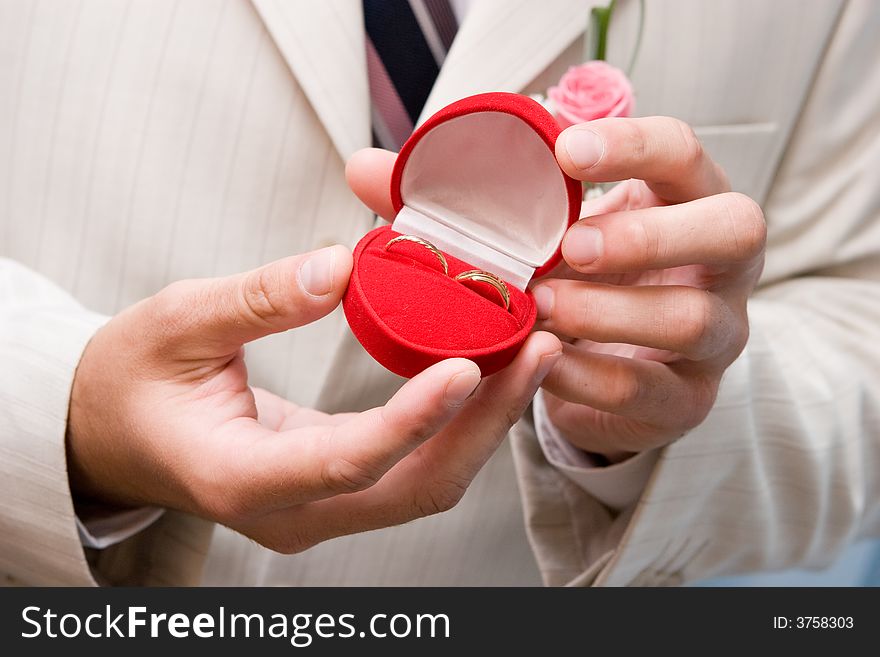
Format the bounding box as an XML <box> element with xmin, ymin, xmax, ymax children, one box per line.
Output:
<box><xmin>1</xmin><ymin>0</ymin><xmax>879</xmax><ymax>586</ymax></box>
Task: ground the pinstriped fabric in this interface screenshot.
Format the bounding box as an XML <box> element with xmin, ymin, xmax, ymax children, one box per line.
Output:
<box><xmin>1</xmin><ymin>0</ymin><xmax>370</xmax><ymax>406</ymax></box>
<box><xmin>420</xmin><ymin>0</ymin><xmax>593</xmax><ymax>121</ymax></box>
<box><xmin>250</xmin><ymin>0</ymin><xmax>370</xmax><ymax>161</ymax></box>
<box><xmin>2</xmin><ymin>0</ymin><xmax>879</xmax><ymax>589</ymax></box>
<box><xmin>0</xmin><ymin>258</ymin><xmax>108</xmax><ymax>585</ymax></box>
<box><xmin>513</xmin><ymin>0</ymin><xmax>880</xmax><ymax>588</ymax></box>
<box><xmin>0</xmin><ymin>0</ymin><xmax>371</xmax><ymax>585</ymax></box>
<box><xmin>0</xmin><ymin>0</ymin><xmax>539</xmax><ymax>587</ymax></box>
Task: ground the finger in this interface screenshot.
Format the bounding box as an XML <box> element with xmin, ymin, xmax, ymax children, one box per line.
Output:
<box><xmin>556</xmin><ymin>116</ymin><xmax>730</xmax><ymax>202</ymax></box>
<box><xmin>252</xmin><ymin>388</ymin><xmax>352</xmax><ymax>431</ymax></box>
<box><xmin>559</xmin><ymin>192</ymin><xmax>766</xmax><ymax>273</ymax></box>
<box><xmin>533</xmin><ymin>280</ymin><xmax>743</xmax><ymax>361</ymax></box>
<box><xmin>403</xmin><ymin>330</ymin><xmax>563</xmax><ymax>488</ymax></box>
<box><xmin>579</xmin><ymin>177</ymin><xmax>638</xmax><ymax>217</ymax></box>
<box><xmin>542</xmin><ymin>344</ymin><xmax>718</xmax><ymax>431</ymax></box>
<box><xmin>148</xmin><ymin>245</ymin><xmax>353</xmax><ymax>357</ymax></box>
<box><xmin>345</xmin><ymin>147</ymin><xmax>397</xmax><ymax>221</ymax></box>
<box><xmin>543</xmin><ymin>391</ymin><xmax>690</xmax><ymax>456</ymax></box>
<box><xmin>213</xmin><ymin>358</ymin><xmax>482</xmax><ymax>517</ymax></box>
<box><xmin>245</xmin><ymin>332</ymin><xmax>563</xmax><ymax>553</ymax></box>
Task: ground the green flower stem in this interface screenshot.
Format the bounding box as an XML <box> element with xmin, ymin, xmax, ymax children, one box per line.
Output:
<box><xmin>583</xmin><ymin>0</ymin><xmax>645</xmax><ymax>75</ymax></box>
<box><xmin>590</xmin><ymin>0</ymin><xmax>617</xmax><ymax>62</ymax></box>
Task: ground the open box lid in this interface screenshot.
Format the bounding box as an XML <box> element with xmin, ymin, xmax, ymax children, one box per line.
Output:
<box><xmin>390</xmin><ymin>92</ymin><xmax>582</xmax><ymax>290</ymax></box>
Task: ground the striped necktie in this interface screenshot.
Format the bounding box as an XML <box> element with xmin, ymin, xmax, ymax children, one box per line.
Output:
<box><xmin>363</xmin><ymin>0</ymin><xmax>459</xmax><ymax>150</ymax></box>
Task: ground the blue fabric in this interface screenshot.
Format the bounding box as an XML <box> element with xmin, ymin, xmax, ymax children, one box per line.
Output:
<box><xmin>363</xmin><ymin>0</ymin><xmax>440</xmax><ymax>122</ymax></box>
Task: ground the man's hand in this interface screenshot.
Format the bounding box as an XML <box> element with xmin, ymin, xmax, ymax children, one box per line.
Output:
<box><xmin>532</xmin><ymin>117</ymin><xmax>766</xmax><ymax>460</ymax></box>
<box><xmin>67</xmin><ymin>245</ymin><xmax>561</xmax><ymax>553</ymax></box>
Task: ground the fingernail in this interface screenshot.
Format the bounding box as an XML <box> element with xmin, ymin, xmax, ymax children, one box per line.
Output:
<box><xmin>533</xmin><ymin>286</ymin><xmax>554</xmax><ymax>320</ymax></box>
<box><xmin>444</xmin><ymin>369</ymin><xmax>482</xmax><ymax>407</ymax></box>
<box><xmin>564</xmin><ymin>225</ymin><xmax>603</xmax><ymax>266</ymax></box>
<box><xmin>564</xmin><ymin>128</ymin><xmax>605</xmax><ymax>170</ymax></box>
<box><xmin>298</xmin><ymin>246</ymin><xmax>337</xmax><ymax>297</ymax></box>
<box><xmin>535</xmin><ymin>351</ymin><xmax>562</xmax><ymax>384</ymax></box>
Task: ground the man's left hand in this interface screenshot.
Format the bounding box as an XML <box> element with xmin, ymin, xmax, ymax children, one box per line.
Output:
<box><xmin>534</xmin><ymin>117</ymin><xmax>766</xmax><ymax>460</ymax></box>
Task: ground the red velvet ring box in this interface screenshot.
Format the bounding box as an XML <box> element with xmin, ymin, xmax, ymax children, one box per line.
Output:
<box><xmin>344</xmin><ymin>92</ymin><xmax>581</xmax><ymax>378</ymax></box>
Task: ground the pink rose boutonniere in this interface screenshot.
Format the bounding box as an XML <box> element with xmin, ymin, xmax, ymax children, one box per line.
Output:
<box><xmin>548</xmin><ymin>60</ymin><xmax>634</xmax><ymax>128</ymax></box>
<box><xmin>533</xmin><ymin>0</ymin><xmax>643</xmax><ymax>132</ymax></box>
<box><xmin>531</xmin><ymin>0</ymin><xmax>644</xmax><ymax>196</ymax></box>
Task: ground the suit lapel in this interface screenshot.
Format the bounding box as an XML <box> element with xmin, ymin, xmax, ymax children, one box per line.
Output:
<box><xmin>251</xmin><ymin>0</ymin><xmax>593</xmax><ymax>154</ymax></box>
<box><xmin>250</xmin><ymin>0</ymin><xmax>370</xmax><ymax>161</ymax></box>
<box><xmin>421</xmin><ymin>0</ymin><xmax>595</xmax><ymax>121</ymax></box>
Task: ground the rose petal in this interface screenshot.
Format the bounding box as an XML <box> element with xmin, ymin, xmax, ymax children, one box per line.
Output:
<box><xmin>550</xmin><ymin>61</ymin><xmax>635</xmax><ymax>125</ymax></box>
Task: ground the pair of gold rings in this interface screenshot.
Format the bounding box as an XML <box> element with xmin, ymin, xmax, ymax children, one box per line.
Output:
<box><xmin>384</xmin><ymin>234</ymin><xmax>511</xmax><ymax>311</ymax></box>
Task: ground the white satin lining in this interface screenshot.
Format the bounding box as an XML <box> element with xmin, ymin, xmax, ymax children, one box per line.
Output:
<box><xmin>393</xmin><ymin>206</ymin><xmax>535</xmax><ymax>289</ymax></box>
<box><xmin>395</xmin><ymin>111</ymin><xmax>569</xmax><ymax>289</ymax></box>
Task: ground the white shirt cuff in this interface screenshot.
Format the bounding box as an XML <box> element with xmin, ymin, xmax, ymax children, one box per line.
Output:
<box><xmin>75</xmin><ymin>505</ymin><xmax>165</xmax><ymax>550</ymax></box>
<box><xmin>532</xmin><ymin>389</ymin><xmax>661</xmax><ymax>511</ymax></box>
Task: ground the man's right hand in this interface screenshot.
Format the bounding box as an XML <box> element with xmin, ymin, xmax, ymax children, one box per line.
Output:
<box><xmin>66</xmin><ymin>245</ymin><xmax>561</xmax><ymax>553</ymax></box>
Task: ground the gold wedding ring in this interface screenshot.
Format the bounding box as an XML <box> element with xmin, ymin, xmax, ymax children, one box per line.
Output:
<box><xmin>455</xmin><ymin>269</ymin><xmax>511</xmax><ymax>311</ymax></box>
<box><xmin>384</xmin><ymin>234</ymin><xmax>449</xmax><ymax>276</ymax></box>
<box><xmin>384</xmin><ymin>236</ymin><xmax>511</xmax><ymax>312</ymax></box>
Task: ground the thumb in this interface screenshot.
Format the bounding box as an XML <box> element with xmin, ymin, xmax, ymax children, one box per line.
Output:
<box><xmin>345</xmin><ymin>147</ymin><xmax>397</xmax><ymax>221</ymax></box>
<box><xmin>150</xmin><ymin>245</ymin><xmax>352</xmax><ymax>357</ymax></box>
